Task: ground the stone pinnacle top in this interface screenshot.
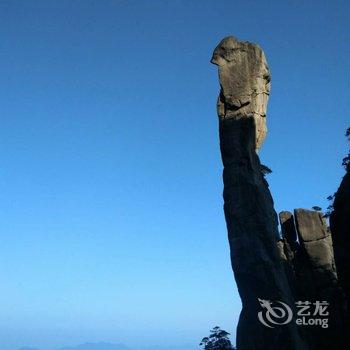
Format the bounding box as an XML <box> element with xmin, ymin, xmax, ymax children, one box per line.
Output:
<box><xmin>211</xmin><ymin>36</ymin><xmax>271</xmax><ymax>150</ymax></box>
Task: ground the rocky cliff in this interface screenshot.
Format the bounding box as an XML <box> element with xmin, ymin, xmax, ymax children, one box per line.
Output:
<box><xmin>330</xmin><ymin>151</ymin><xmax>350</xmax><ymax>345</ymax></box>
<box><xmin>279</xmin><ymin>209</ymin><xmax>347</xmax><ymax>349</ymax></box>
<box><xmin>331</xmin><ymin>171</ymin><xmax>350</xmax><ymax>306</ymax></box>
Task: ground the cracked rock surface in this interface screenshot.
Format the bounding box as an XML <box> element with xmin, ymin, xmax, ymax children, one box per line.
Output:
<box><xmin>211</xmin><ymin>36</ymin><xmax>270</xmax><ymax>150</ymax></box>
<box><xmin>278</xmin><ymin>209</ymin><xmax>348</xmax><ymax>349</ymax></box>
<box><xmin>211</xmin><ymin>36</ymin><xmax>306</xmax><ymax>350</ymax></box>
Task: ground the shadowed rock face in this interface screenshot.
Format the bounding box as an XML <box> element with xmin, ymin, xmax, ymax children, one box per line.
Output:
<box><xmin>294</xmin><ymin>209</ymin><xmax>335</xmax><ymax>276</ymax></box>
<box><xmin>277</xmin><ymin>209</ymin><xmax>348</xmax><ymax>349</ymax></box>
<box><xmin>279</xmin><ymin>211</ymin><xmax>298</xmax><ymax>251</ymax></box>
<box><xmin>279</xmin><ymin>211</ymin><xmax>299</xmax><ymax>269</ymax></box>
<box><xmin>211</xmin><ymin>36</ymin><xmax>306</xmax><ymax>350</ymax></box>
<box><xmin>331</xmin><ymin>172</ymin><xmax>350</xmax><ymax>304</ymax></box>
<box><xmin>278</xmin><ymin>210</ymin><xmax>339</xmax><ymax>299</ymax></box>
<box><xmin>330</xmin><ymin>171</ymin><xmax>350</xmax><ymax>350</ymax></box>
<box><xmin>211</xmin><ymin>36</ymin><xmax>270</xmax><ymax>151</ymax></box>
<box><xmin>277</xmin><ymin>212</ymin><xmax>299</xmax><ymax>297</ymax></box>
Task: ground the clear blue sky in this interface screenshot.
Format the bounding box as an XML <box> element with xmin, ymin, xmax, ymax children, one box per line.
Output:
<box><xmin>0</xmin><ymin>1</ymin><xmax>349</xmax><ymax>349</ymax></box>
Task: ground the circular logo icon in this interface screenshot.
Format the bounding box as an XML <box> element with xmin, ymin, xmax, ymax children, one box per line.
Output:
<box><xmin>257</xmin><ymin>298</ymin><xmax>293</xmax><ymax>328</ymax></box>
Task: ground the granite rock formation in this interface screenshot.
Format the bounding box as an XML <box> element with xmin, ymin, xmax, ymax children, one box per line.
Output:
<box><xmin>211</xmin><ymin>36</ymin><xmax>270</xmax><ymax>151</ymax></box>
<box><xmin>331</xmin><ymin>171</ymin><xmax>350</xmax><ymax>307</ymax></box>
<box><xmin>277</xmin><ymin>209</ymin><xmax>348</xmax><ymax>349</ymax></box>
<box><xmin>279</xmin><ymin>211</ymin><xmax>299</xmax><ymax>254</ymax></box>
<box><xmin>277</xmin><ymin>211</ymin><xmax>299</xmax><ymax>296</ymax></box>
<box><xmin>293</xmin><ymin>209</ymin><xmax>338</xmax><ymax>298</ymax></box>
<box><xmin>327</xmin><ymin>130</ymin><xmax>350</xmax><ymax>347</ymax></box>
<box><xmin>294</xmin><ymin>209</ymin><xmax>346</xmax><ymax>350</ymax></box>
<box><xmin>211</xmin><ymin>36</ymin><xmax>306</xmax><ymax>350</ymax></box>
<box><xmin>330</xmin><ymin>165</ymin><xmax>350</xmax><ymax>348</ymax></box>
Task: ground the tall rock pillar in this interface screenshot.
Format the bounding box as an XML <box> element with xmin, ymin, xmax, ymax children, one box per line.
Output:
<box><xmin>211</xmin><ymin>37</ymin><xmax>306</xmax><ymax>350</ymax></box>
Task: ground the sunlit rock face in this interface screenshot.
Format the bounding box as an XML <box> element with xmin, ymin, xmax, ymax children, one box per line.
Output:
<box><xmin>211</xmin><ymin>37</ymin><xmax>306</xmax><ymax>350</ymax></box>
<box><xmin>211</xmin><ymin>36</ymin><xmax>270</xmax><ymax>151</ymax></box>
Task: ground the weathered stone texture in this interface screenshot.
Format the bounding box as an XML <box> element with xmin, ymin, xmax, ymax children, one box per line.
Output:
<box><xmin>211</xmin><ymin>36</ymin><xmax>270</xmax><ymax>151</ymax></box>
<box><xmin>331</xmin><ymin>172</ymin><xmax>350</xmax><ymax>303</ymax></box>
<box><xmin>293</xmin><ymin>209</ymin><xmax>339</xmax><ymax>298</ymax></box>
<box><xmin>278</xmin><ymin>209</ymin><xmax>347</xmax><ymax>349</ymax></box>
<box><xmin>212</xmin><ymin>36</ymin><xmax>306</xmax><ymax>350</ymax></box>
<box><xmin>279</xmin><ymin>211</ymin><xmax>298</xmax><ymax>246</ymax></box>
<box><xmin>330</xmin><ymin>171</ymin><xmax>350</xmax><ymax>349</ymax></box>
